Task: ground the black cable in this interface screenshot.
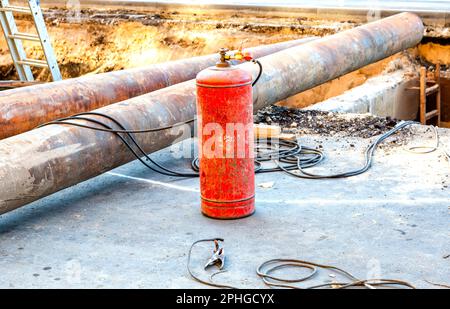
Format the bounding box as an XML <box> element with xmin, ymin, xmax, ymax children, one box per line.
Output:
<box><xmin>38</xmin><ymin>112</ymin><xmax>325</xmax><ymax>177</ymax></box>
<box><xmin>252</xmin><ymin>60</ymin><xmax>263</xmax><ymax>87</ymax></box>
<box><xmin>256</xmin><ymin>258</ymin><xmax>415</xmax><ymax>289</ymax></box>
<box><xmin>38</xmin><ymin>113</ymin><xmax>415</xmax><ymax>180</ymax></box>
<box><xmin>405</xmin><ymin>125</ymin><xmax>450</xmax><ymax>161</ymax></box>
<box><xmin>187</xmin><ymin>238</ymin><xmax>237</xmax><ymax>289</ymax></box>
<box><xmin>38</xmin><ymin>111</ymin><xmax>195</xmax><ymax>134</ymax></box>
<box><xmin>186</xmin><ymin>240</ymin><xmax>416</xmax><ymax>289</ymax></box>
<box><xmin>406</xmin><ymin>125</ymin><xmax>440</xmax><ymax>154</ymax></box>
<box><xmin>190</xmin><ymin>138</ymin><xmax>324</xmax><ymax>174</ymax></box>
<box><xmin>36</xmin><ymin>54</ymin><xmax>416</xmax><ymax>181</ymax></box>
<box><xmin>39</xmin><ymin>112</ymin><xmax>198</xmax><ymax>177</ymax></box>
<box><xmin>278</xmin><ymin>121</ymin><xmax>416</xmax><ymax>179</ymax></box>
<box><xmin>71</xmin><ymin>113</ymin><xmax>198</xmax><ymax>177</ymax></box>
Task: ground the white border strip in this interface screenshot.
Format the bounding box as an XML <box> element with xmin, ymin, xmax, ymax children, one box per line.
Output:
<box><xmin>107</xmin><ymin>172</ymin><xmax>199</xmax><ymax>192</ymax></box>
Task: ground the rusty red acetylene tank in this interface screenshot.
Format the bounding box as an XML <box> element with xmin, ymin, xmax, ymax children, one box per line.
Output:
<box><xmin>196</xmin><ymin>49</ymin><xmax>255</xmax><ymax>219</ymax></box>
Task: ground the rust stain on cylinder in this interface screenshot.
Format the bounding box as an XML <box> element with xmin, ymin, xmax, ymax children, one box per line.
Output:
<box><xmin>0</xmin><ymin>38</ymin><xmax>316</xmax><ymax>140</ymax></box>
<box><xmin>0</xmin><ymin>13</ymin><xmax>424</xmax><ymax>214</ymax></box>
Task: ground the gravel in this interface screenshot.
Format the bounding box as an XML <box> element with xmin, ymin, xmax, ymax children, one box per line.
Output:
<box><xmin>254</xmin><ymin>105</ymin><xmax>400</xmax><ymax>138</ymax></box>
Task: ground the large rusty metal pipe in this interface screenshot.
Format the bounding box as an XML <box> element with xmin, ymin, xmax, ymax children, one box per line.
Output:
<box><xmin>0</xmin><ymin>38</ymin><xmax>316</xmax><ymax>140</ymax></box>
<box><xmin>0</xmin><ymin>13</ymin><xmax>423</xmax><ymax>214</ymax></box>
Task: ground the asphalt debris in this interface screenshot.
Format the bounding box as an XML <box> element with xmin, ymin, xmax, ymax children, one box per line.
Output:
<box><xmin>255</xmin><ymin>105</ymin><xmax>399</xmax><ymax>138</ymax></box>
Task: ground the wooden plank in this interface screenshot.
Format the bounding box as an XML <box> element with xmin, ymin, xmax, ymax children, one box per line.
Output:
<box><xmin>254</xmin><ymin>124</ymin><xmax>281</xmax><ymax>139</ymax></box>
<box><xmin>426</xmin><ymin>84</ymin><xmax>439</xmax><ymax>95</ymax></box>
<box><xmin>426</xmin><ymin>109</ymin><xmax>438</xmax><ymax>120</ymax></box>
<box><xmin>253</xmin><ymin>124</ymin><xmax>296</xmax><ymax>140</ymax></box>
<box><xmin>278</xmin><ymin>133</ymin><xmax>297</xmax><ymax>141</ymax></box>
<box><xmin>0</xmin><ymin>80</ymin><xmax>42</xmax><ymax>89</ymax></box>
<box><xmin>440</xmin><ymin>77</ymin><xmax>450</xmax><ymax>123</ymax></box>
<box><xmin>420</xmin><ymin>66</ymin><xmax>427</xmax><ymax>124</ymax></box>
<box><xmin>436</xmin><ymin>63</ymin><xmax>441</xmax><ymax>126</ymax></box>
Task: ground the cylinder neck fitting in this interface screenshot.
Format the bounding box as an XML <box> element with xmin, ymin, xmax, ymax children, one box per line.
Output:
<box><xmin>216</xmin><ymin>48</ymin><xmax>231</xmax><ymax>68</ymax></box>
<box><xmin>216</xmin><ymin>47</ymin><xmax>254</xmax><ymax>68</ymax></box>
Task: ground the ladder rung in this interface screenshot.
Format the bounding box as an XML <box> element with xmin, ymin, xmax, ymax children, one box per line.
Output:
<box><xmin>0</xmin><ymin>6</ymin><xmax>31</xmax><ymax>14</ymax></box>
<box><xmin>8</xmin><ymin>32</ymin><xmax>40</xmax><ymax>42</ymax></box>
<box><xmin>0</xmin><ymin>80</ymin><xmax>42</xmax><ymax>89</ymax></box>
<box><xmin>425</xmin><ymin>110</ymin><xmax>439</xmax><ymax>120</ymax></box>
<box><xmin>0</xmin><ymin>1</ymin><xmax>62</xmax><ymax>81</ymax></box>
<box><xmin>17</xmin><ymin>59</ymin><xmax>49</xmax><ymax>68</ymax></box>
<box><xmin>406</xmin><ymin>84</ymin><xmax>440</xmax><ymax>94</ymax></box>
<box><xmin>426</xmin><ymin>84</ymin><xmax>439</xmax><ymax>95</ymax></box>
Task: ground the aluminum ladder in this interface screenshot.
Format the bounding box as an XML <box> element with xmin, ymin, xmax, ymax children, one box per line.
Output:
<box><xmin>0</xmin><ymin>0</ymin><xmax>61</xmax><ymax>81</ymax></box>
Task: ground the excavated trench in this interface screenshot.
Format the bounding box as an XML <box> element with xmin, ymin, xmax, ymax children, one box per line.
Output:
<box><xmin>0</xmin><ymin>7</ymin><xmax>449</xmax><ymax>124</ymax></box>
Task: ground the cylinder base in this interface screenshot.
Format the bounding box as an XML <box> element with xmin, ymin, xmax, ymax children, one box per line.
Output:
<box><xmin>201</xmin><ymin>198</ymin><xmax>255</xmax><ymax>220</ymax></box>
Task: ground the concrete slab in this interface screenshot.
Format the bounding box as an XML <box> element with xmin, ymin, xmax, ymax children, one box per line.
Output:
<box><xmin>0</xmin><ymin>124</ymin><xmax>449</xmax><ymax>288</ymax></box>
<box><xmin>305</xmin><ymin>70</ymin><xmax>420</xmax><ymax>120</ymax></box>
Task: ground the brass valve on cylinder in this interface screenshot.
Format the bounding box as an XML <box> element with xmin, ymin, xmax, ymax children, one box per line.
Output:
<box><xmin>216</xmin><ymin>48</ymin><xmax>254</xmax><ymax>67</ymax></box>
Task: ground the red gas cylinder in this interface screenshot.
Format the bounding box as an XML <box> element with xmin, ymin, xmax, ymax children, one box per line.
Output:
<box><xmin>196</xmin><ymin>49</ymin><xmax>255</xmax><ymax>219</ymax></box>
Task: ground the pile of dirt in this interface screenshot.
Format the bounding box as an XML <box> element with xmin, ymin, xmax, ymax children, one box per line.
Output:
<box><xmin>255</xmin><ymin>105</ymin><xmax>399</xmax><ymax>138</ymax></box>
<box><xmin>0</xmin><ymin>6</ymin><xmax>446</xmax><ymax>82</ymax></box>
<box><xmin>1</xmin><ymin>7</ymin><xmax>324</xmax><ymax>81</ymax></box>
<box><xmin>41</xmin><ymin>8</ymin><xmax>355</xmax><ymax>35</ymax></box>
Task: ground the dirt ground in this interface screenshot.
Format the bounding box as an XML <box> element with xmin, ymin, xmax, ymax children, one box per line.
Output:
<box><xmin>1</xmin><ymin>7</ymin><xmax>352</xmax><ymax>81</ymax></box>
<box><xmin>0</xmin><ymin>7</ymin><xmax>422</xmax><ymax>79</ymax></box>
<box><xmin>0</xmin><ymin>7</ymin><xmax>447</xmax><ymax>106</ymax></box>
